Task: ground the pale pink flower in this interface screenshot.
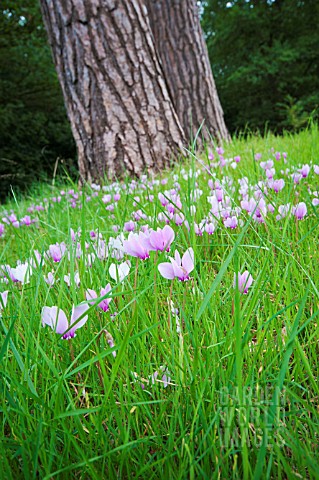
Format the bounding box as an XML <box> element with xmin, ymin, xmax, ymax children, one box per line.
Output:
<box><xmin>123</xmin><ymin>232</ymin><xmax>151</xmax><ymax>260</ymax></box>
<box><xmin>216</xmin><ymin>147</ymin><xmax>224</xmax><ymax>155</ymax></box>
<box><xmin>108</xmin><ymin>234</ymin><xmax>125</xmax><ymax>260</ymax></box>
<box><xmin>44</xmin><ymin>272</ymin><xmax>55</xmax><ymax>286</ymax></box>
<box><xmin>148</xmin><ymin>225</ymin><xmax>175</xmax><ymax>252</ymax></box>
<box><xmin>0</xmin><ymin>291</ymin><xmax>8</xmax><ymax>310</ymax></box>
<box><xmin>299</xmin><ymin>164</ymin><xmax>310</xmax><ymax>178</ymax></box>
<box><xmin>102</xmin><ymin>194</ymin><xmax>112</xmax><ymax>204</ymax></box>
<box><xmin>86</xmin><ymin>284</ymin><xmax>112</xmax><ymax>312</ymax></box>
<box><xmin>270</xmin><ymin>178</ymin><xmax>285</xmax><ymax>192</ymax></box>
<box><xmin>11</xmin><ymin>263</ymin><xmax>32</xmax><ymax>284</ymax></box>
<box><xmin>293</xmin><ymin>202</ymin><xmax>307</xmax><ymax>220</ymax></box>
<box><xmin>265</xmin><ymin>168</ymin><xmax>276</xmax><ymax>179</ymax></box>
<box><xmin>42</xmin><ymin>304</ymin><xmax>89</xmax><ymax>339</ymax></box>
<box><xmin>233</xmin><ymin>271</ymin><xmax>254</xmax><ymax>294</ymax></box>
<box><xmin>124</xmin><ymin>221</ymin><xmax>135</xmax><ymax>232</ymax></box>
<box><xmin>158</xmin><ymin>248</ymin><xmax>194</xmax><ymax>282</ymax></box>
<box><xmin>48</xmin><ymin>242</ymin><xmax>67</xmax><ymax>263</ymax></box>
<box><xmin>104</xmin><ymin>330</ymin><xmax>116</xmax><ymax>357</ymax></box>
<box><xmin>205</xmin><ymin>222</ymin><xmax>215</xmax><ymax>235</ymax></box>
<box><xmin>276</xmin><ymin>203</ymin><xmax>291</xmax><ymax>221</ymax></box>
<box><xmin>173</xmin><ymin>213</ymin><xmax>184</xmax><ymax>226</ymax></box>
<box><xmin>194</xmin><ymin>222</ymin><xmax>204</xmax><ymax>236</ymax></box>
<box><xmin>260</xmin><ymin>160</ymin><xmax>274</xmax><ymax>170</ymax></box>
<box><xmin>109</xmin><ymin>261</ymin><xmax>131</xmax><ymax>282</ymax></box>
<box><xmin>292</xmin><ymin>173</ymin><xmax>302</xmax><ymax>184</ymax></box>
<box><xmin>224</xmin><ymin>216</ymin><xmax>238</xmax><ymax>229</ymax></box>
<box><xmin>64</xmin><ymin>271</ymin><xmax>80</xmax><ymax>288</ymax></box>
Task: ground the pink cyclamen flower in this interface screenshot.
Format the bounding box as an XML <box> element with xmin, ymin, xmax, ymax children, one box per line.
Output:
<box><xmin>224</xmin><ymin>216</ymin><xmax>238</xmax><ymax>229</ymax></box>
<box><xmin>20</xmin><ymin>215</ymin><xmax>32</xmax><ymax>226</ymax></box>
<box><xmin>205</xmin><ymin>222</ymin><xmax>215</xmax><ymax>235</ymax></box>
<box><xmin>215</xmin><ymin>189</ymin><xmax>223</xmax><ymax>202</ymax></box>
<box><xmin>0</xmin><ymin>291</ymin><xmax>8</xmax><ymax>310</ymax></box>
<box><xmin>233</xmin><ymin>271</ymin><xmax>254</xmax><ymax>294</ymax></box>
<box><xmin>172</xmin><ymin>213</ymin><xmax>184</xmax><ymax>226</ymax></box>
<box><xmin>42</xmin><ymin>303</ymin><xmax>89</xmax><ymax>339</ymax></box>
<box><xmin>314</xmin><ymin>165</ymin><xmax>319</xmax><ymax>175</ymax></box>
<box><xmin>265</xmin><ymin>168</ymin><xmax>276</xmax><ymax>179</ymax></box>
<box><xmin>276</xmin><ymin>203</ymin><xmax>291</xmax><ymax>221</ymax></box>
<box><xmin>293</xmin><ymin>202</ymin><xmax>307</xmax><ymax>220</ymax></box>
<box><xmin>86</xmin><ymin>284</ymin><xmax>112</xmax><ymax>312</ymax></box>
<box><xmin>102</xmin><ymin>194</ymin><xmax>112</xmax><ymax>204</ymax></box>
<box><xmin>299</xmin><ymin>164</ymin><xmax>310</xmax><ymax>178</ymax></box>
<box><xmin>124</xmin><ymin>220</ymin><xmax>135</xmax><ymax>232</ymax></box>
<box><xmin>260</xmin><ymin>160</ymin><xmax>274</xmax><ymax>170</ymax></box>
<box><xmin>123</xmin><ymin>232</ymin><xmax>151</xmax><ymax>260</ymax></box>
<box><xmin>70</xmin><ymin>228</ymin><xmax>80</xmax><ymax>242</ymax></box>
<box><xmin>104</xmin><ymin>330</ymin><xmax>116</xmax><ymax>357</ymax></box>
<box><xmin>10</xmin><ymin>263</ymin><xmax>32</xmax><ymax>284</ymax></box>
<box><xmin>150</xmin><ymin>367</ymin><xmax>171</xmax><ymax>388</ymax></box>
<box><xmin>270</xmin><ymin>179</ymin><xmax>285</xmax><ymax>193</ymax></box>
<box><xmin>44</xmin><ymin>272</ymin><xmax>55</xmax><ymax>286</ymax></box>
<box><xmin>64</xmin><ymin>271</ymin><xmax>80</xmax><ymax>288</ymax></box>
<box><xmin>216</xmin><ymin>147</ymin><xmax>224</xmax><ymax>155</ymax></box>
<box><xmin>292</xmin><ymin>173</ymin><xmax>302</xmax><ymax>184</ymax></box>
<box><xmin>158</xmin><ymin>247</ymin><xmax>194</xmax><ymax>282</ymax></box>
<box><xmin>268</xmin><ymin>203</ymin><xmax>275</xmax><ymax>213</ymax></box>
<box><xmin>109</xmin><ymin>261</ymin><xmax>131</xmax><ymax>282</ymax></box>
<box><xmin>148</xmin><ymin>225</ymin><xmax>175</xmax><ymax>252</ymax></box>
<box><xmin>194</xmin><ymin>222</ymin><xmax>204</xmax><ymax>236</ymax></box>
<box><xmin>48</xmin><ymin>242</ymin><xmax>67</xmax><ymax>262</ymax></box>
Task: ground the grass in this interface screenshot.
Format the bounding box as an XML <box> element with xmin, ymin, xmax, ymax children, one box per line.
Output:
<box><xmin>0</xmin><ymin>125</ymin><xmax>319</xmax><ymax>479</ymax></box>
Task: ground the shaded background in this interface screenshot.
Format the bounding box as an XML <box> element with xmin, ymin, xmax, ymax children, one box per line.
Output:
<box><xmin>1</xmin><ymin>0</ymin><xmax>318</xmax><ymax>201</ymax></box>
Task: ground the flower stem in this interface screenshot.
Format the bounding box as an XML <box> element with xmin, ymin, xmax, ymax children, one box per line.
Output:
<box><xmin>168</xmin><ymin>280</ymin><xmax>173</xmax><ymax>331</ymax></box>
<box><xmin>154</xmin><ymin>251</ymin><xmax>158</xmax><ymax>322</ymax></box>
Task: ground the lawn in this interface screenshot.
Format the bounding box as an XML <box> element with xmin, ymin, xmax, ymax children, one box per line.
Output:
<box><xmin>1</xmin><ymin>125</ymin><xmax>319</xmax><ymax>479</ymax></box>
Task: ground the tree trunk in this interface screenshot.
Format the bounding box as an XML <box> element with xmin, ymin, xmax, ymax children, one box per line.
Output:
<box><xmin>146</xmin><ymin>0</ymin><xmax>230</xmax><ymax>145</ymax></box>
<box><xmin>39</xmin><ymin>0</ymin><xmax>185</xmax><ymax>182</ymax></box>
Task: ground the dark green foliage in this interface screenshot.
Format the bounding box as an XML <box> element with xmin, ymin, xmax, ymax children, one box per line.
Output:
<box><xmin>0</xmin><ymin>0</ymin><xmax>75</xmax><ymax>202</ymax></box>
<box><xmin>201</xmin><ymin>0</ymin><xmax>319</xmax><ymax>134</ymax></box>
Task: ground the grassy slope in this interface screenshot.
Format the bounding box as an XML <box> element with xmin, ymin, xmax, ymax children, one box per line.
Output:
<box><xmin>0</xmin><ymin>126</ymin><xmax>319</xmax><ymax>479</ymax></box>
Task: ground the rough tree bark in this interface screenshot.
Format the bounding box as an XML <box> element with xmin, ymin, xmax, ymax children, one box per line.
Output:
<box><xmin>146</xmin><ymin>0</ymin><xmax>229</xmax><ymax>144</ymax></box>
<box><xmin>40</xmin><ymin>0</ymin><xmax>185</xmax><ymax>181</ymax></box>
<box><xmin>40</xmin><ymin>0</ymin><xmax>229</xmax><ymax>182</ymax></box>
